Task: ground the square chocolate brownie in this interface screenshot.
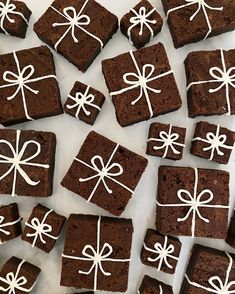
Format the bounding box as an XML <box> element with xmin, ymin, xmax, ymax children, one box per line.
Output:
<box><xmin>34</xmin><ymin>0</ymin><xmax>118</xmax><ymax>72</ymax></box>
<box><xmin>61</xmin><ymin>214</ymin><xmax>133</xmax><ymax>292</ymax></box>
<box><xmin>180</xmin><ymin>244</ymin><xmax>235</xmax><ymax>293</ymax></box>
<box><xmin>0</xmin><ymin>46</ymin><xmax>63</xmax><ymax>126</ymax></box>
<box><xmin>162</xmin><ymin>0</ymin><xmax>235</xmax><ymax>48</ymax></box>
<box><xmin>102</xmin><ymin>43</ymin><xmax>182</xmax><ymax>127</ymax></box>
<box><xmin>185</xmin><ymin>48</ymin><xmax>235</xmax><ymax>117</ymax></box>
<box><xmin>22</xmin><ymin>204</ymin><xmax>66</xmax><ymax>253</ymax></box>
<box><xmin>141</xmin><ymin>229</ymin><xmax>181</xmax><ymax>274</ymax></box>
<box><xmin>120</xmin><ymin>0</ymin><xmax>163</xmax><ymax>49</ymax></box>
<box><xmin>156</xmin><ymin>166</ymin><xmax>230</xmax><ymax>238</ymax></box>
<box><xmin>0</xmin><ymin>203</ymin><xmax>22</xmax><ymax>244</ymax></box>
<box><xmin>226</xmin><ymin>209</ymin><xmax>235</xmax><ymax>249</ymax></box>
<box><xmin>0</xmin><ymin>256</ymin><xmax>40</xmax><ymax>293</ymax></box>
<box><xmin>191</xmin><ymin>121</ymin><xmax>235</xmax><ymax>164</ymax></box>
<box><xmin>0</xmin><ymin>0</ymin><xmax>31</xmax><ymax>38</ymax></box>
<box><xmin>147</xmin><ymin>122</ymin><xmax>186</xmax><ymax>160</ymax></box>
<box><xmin>61</xmin><ymin>131</ymin><xmax>148</xmax><ymax>216</ymax></box>
<box><xmin>0</xmin><ymin>129</ymin><xmax>56</xmax><ymax>197</ymax></box>
<box><xmin>64</xmin><ymin>81</ymin><xmax>105</xmax><ymax>125</ymax></box>
<box><xmin>138</xmin><ymin>275</ymin><xmax>173</xmax><ymax>294</ymax></box>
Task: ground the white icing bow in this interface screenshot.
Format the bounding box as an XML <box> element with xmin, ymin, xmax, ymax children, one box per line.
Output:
<box><xmin>62</xmin><ymin>216</ymin><xmax>131</xmax><ymax>291</ymax></box>
<box><xmin>0</xmin><ymin>130</ymin><xmax>49</xmax><ymax>196</ymax></box>
<box><xmin>0</xmin><ymin>215</ymin><xmax>21</xmax><ymax>238</ymax></box>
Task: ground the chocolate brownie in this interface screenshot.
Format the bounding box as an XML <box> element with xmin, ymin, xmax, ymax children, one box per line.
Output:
<box><xmin>64</xmin><ymin>81</ymin><xmax>105</xmax><ymax>125</ymax></box>
<box><xmin>141</xmin><ymin>229</ymin><xmax>181</xmax><ymax>274</ymax></box>
<box><xmin>61</xmin><ymin>131</ymin><xmax>148</xmax><ymax>216</ymax></box>
<box><xmin>226</xmin><ymin>209</ymin><xmax>235</xmax><ymax>249</ymax></box>
<box><xmin>191</xmin><ymin>121</ymin><xmax>235</xmax><ymax>164</ymax></box>
<box><xmin>22</xmin><ymin>204</ymin><xmax>66</xmax><ymax>253</ymax></box>
<box><xmin>0</xmin><ymin>0</ymin><xmax>31</xmax><ymax>38</ymax></box>
<box><xmin>162</xmin><ymin>0</ymin><xmax>235</xmax><ymax>48</ymax></box>
<box><xmin>138</xmin><ymin>275</ymin><xmax>173</xmax><ymax>294</ymax></box>
<box><xmin>180</xmin><ymin>244</ymin><xmax>235</xmax><ymax>293</ymax></box>
<box><xmin>156</xmin><ymin>166</ymin><xmax>230</xmax><ymax>238</ymax></box>
<box><xmin>0</xmin><ymin>46</ymin><xmax>63</xmax><ymax>126</ymax></box>
<box><xmin>0</xmin><ymin>256</ymin><xmax>40</xmax><ymax>293</ymax></box>
<box><xmin>0</xmin><ymin>203</ymin><xmax>21</xmax><ymax>244</ymax></box>
<box><xmin>185</xmin><ymin>48</ymin><xmax>235</xmax><ymax>117</ymax></box>
<box><xmin>0</xmin><ymin>129</ymin><xmax>56</xmax><ymax>197</ymax></box>
<box><xmin>120</xmin><ymin>0</ymin><xmax>163</xmax><ymax>49</ymax></box>
<box><xmin>61</xmin><ymin>214</ymin><xmax>133</xmax><ymax>292</ymax></box>
<box><xmin>102</xmin><ymin>43</ymin><xmax>182</xmax><ymax>127</ymax></box>
<box><xmin>147</xmin><ymin>122</ymin><xmax>186</xmax><ymax>160</ymax></box>
<box><xmin>34</xmin><ymin>0</ymin><xmax>118</xmax><ymax>72</ymax></box>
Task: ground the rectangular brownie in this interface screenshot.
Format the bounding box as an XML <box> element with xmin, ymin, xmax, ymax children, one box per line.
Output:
<box><xmin>61</xmin><ymin>214</ymin><xmax>133</xmax><ymax>292</ymax></box>
<box><xmin>102</xmin><ymin>43</ymin><xmax>182</xmax><ymax>127</ymax></box>
<box><xmin>226</xmin><ymin>209</ymin><xmax>235</xmax><ymax>249</ymax></box>
<box><xmin>138</xmin><ymin>275</ymin><xmax>173</xmax><ymax>294</ymax></box>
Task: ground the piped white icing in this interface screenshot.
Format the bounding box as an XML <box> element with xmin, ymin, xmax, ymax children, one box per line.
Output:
<box><xmin>62</xmin><ymin>216</ymin><xmax>131</xmax><ymax>291</ymax></box>
<box><xmin>0</xmin><ymin>215</ymin><xmax>21</xmax><ymax>243</ymax></box>
<box><xmin>137</xmin><ymin>284</ymin><xmax>163</xmax><ymax>294</ymax></box>
<box><xmin>0</xmin><ymin>130</ymin><xmax>49</xmax><ymax>197</ymax></box>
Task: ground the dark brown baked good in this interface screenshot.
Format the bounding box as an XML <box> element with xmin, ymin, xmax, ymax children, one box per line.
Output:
<box><xmin>138</xmin><ymin>275</ymin><xmax>173</xmax><ymax>293</ymax></box>
<box><xmin>226</xmin><ymin>209</ymin><xmax>235</xmax><ymax>249</ymax></box>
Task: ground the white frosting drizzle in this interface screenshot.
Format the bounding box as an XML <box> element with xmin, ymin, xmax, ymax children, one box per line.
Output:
<box><xmin>62</xmin><ymin>216</ymin><xmax>131</xmax><ymax>291</ymax></box>
<box><xmin>0</xmin><ymin>0</ymin><xmax>28</xmax><ymax>35</ymax></box>
<box><xmin>0</xmin><ymin>51</ymin><xmax>57</xmax><ymax>120</ymax></box>
<box><xmin>166</xmin><ymin>0</ymin><xmax>223</xmax><ymax>40</ymax></box>
<box><xmin>187</xmin><ymin>49</ymin><xmax>235</xmax><ymax>115</ymax></box>
<box><xmin>0</xmin><ymin>259</ymin><xmax>37</xmax><ymax>293</ymax></box>
<box><xmin>147</xmin><ymin>124</ymin><xmax>185</xmax><ymax>158</ymax></box>
<box><xmin>110</xmin><ymin>50</ymin><xmax>174</xmax><ymax>118</ymax></box>
<box><xmin>51</xmin><ymin>0</ymin><xmax>103</xmax><ymax>51</ymax></box>
<box><xmin>75</xmin><ymin>143</ymin><xmax>134</xmax><ymax>203</ymax></box>
<box><xmin>143</xmin><ymin>235</ymin><xmax>179</xmax><ymax>271</ymax></box>
<box><xmin>0</xmin><ymin>215</ymin><xmax>21</xmax><ymax>241</ymax></box>
<box><xmin>66</xmin><ymin>85</ymin><xmax>101</xmax><ymax>118</ymax></box>
<box><xmin>25</xmin><ymin>209</ymin><xmax>59</xmax><ymax>248</ymax></box>
<box><xmin>0</xmin><ymin>130</ymin><xmax>49</xmax><ymax>197</ymax></box>
<box><xmin>157</xmin><ymin>167</ymin><xmax>229</xmax><ymax>237</ymax></box>
<box><xmin>137</xmin><ymin>284</ymin><xmax>163</xmax><ymax>294</ymax></box>
<box><xmin>185</xmin><ymin>252</ymin><xmax>235</xmax><ymax>293</ymax></box>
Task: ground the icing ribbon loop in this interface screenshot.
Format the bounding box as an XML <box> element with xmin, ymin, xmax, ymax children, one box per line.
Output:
<box><xmin>0</xmin><ymin>216</ymin><xmax>21</xmax><ymax>237</ymax></box>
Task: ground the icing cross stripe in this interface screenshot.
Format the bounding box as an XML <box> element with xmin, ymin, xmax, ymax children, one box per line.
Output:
<box><xmin>166</xmin><ymin>0</ymin><xmax>223</xmax><ymax>40</ymax></box>
<box><xmin>137</xmin><ymin>285</ymin><xmax>163</xmax><ymax>294</ymax></box>
<box><xmin>75</xmin><ymin>143</ymin><xmax>134</xmax><ymax>203</ymax></box>
<box><xmin>62</xmin><ymin>216</ymin><xmax>131</xmax><ymax>291</ymax></box>
<box><xmin>66</xmin><ymin>85</ymin><xmax>101</xmax><ymax>118</ymax></box>
<box><xmin>0</xmin><ymin>215</ymin><xmax>21</xmax><ymax>240</ymax></box>
<box><xmin>157</xmin><ymin>167</ymin><xmax>229</xmax><ymax>237</ymax></box>
<box><xmin>0</xmin><ymin>51</ymin><xmax>57</xmax><ymax>121</ymax></box>
<box><xmin>0</xmin><ymin>259</ymin><xmax>37</xmax><ymax>293</ymax></box>
<box><xmin>0</xmin><ymin>130</ymin><xmax>49</xmax><ymax>197</ymax></box>
<box><xmin>51</xmin><ymin>0</ymin><xmax>103</xmax><ymax>51</ymax></box>
<box><xmin>143</xmin><ymin>235</ymin><xmax>179</xmax><ymax>272</ymax></box>
<box><xmin>185</xmin><ymin>252</ymin><xmax>235</xmax><ymax>293</ymax></box>
<box><xmin>110</xmin><ymin>50</ymin><xmax>174</xmax><ymax>118</ymax></box>
<box><xmin>147</xmin><ymin>124</ymin><xmax>185</xmax><ymax>158</ymax></box>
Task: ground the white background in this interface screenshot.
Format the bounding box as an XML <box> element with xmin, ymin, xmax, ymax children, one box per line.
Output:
<box><xmin>0</xmin><ymin>0</ymin><xmax>235</xmax><ymax>293</ymax></box>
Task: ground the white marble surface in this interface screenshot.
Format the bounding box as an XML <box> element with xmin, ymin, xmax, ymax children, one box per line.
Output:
<box><xmin>0</xmin><ymin>0</ymin><xmax>235</xmax><ymax>293</ymax></box>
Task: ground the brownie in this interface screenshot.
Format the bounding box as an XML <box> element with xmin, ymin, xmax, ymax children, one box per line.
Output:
<box><xmin>22</xmin><ymin>204</ymin><xmax>66</xmax><ymax>253</ymax></box>
<box><xmin>0</xmin><ymin>0</ymin><xmax>31</xmax><ymax>38</ymax></box>
<box><xmin>0</xmin><ymin>256</ymin><xmax>40</xmax><ymax>293</ymax></box>
<box><xmin>102</xmin><ymin>43</ymin><xmax>182</xmax><ymax>127</ymax></box>
<box><xmin>64</xmin><ymin>81</ymin><xmax>105</xmax><ymax>125</ymax></box>
<box><xmin>191</xmin><ymin>121</ymin><xmax>235</xmax><ymax>164</ymax></box>
<box><xmin>180</xmin><ymin>244</ymin><xmax>235</xmax><ymax>293</ymax></box>
<box><xmin>0</xmin><ymin>129</ymin><xmax>56</xmax><ymax>197</ymax></box>
<box><xmin>61</xmin><ymin>131</ymin><xmax>148</xmax><ymax>216</ymax></box>
<box><xmin>185</xmin><ymin>48</ymin><xmax>235</xmax><ymax>117</ymax></box>
<box><xmin>61</xmin><ymin>214</ymin><xmax>133</xmax><ymax>292</ymax></box>
<box><xmin>162</xmin><ymin>0</ymin><xmax>235</xmax><ymax>48</ymax></box>
<box><xmin>34</xmin><ymin>0</ymin><xmax>118</xmax><ymax>72</ymax></box>
<box><xmin>0</xmin><ymin>203</ymin><xmax>22</xmax><ymax>244</ymax></box>
<box><xmin>120</xmin><ymin>0</ymin><xmax>163</xmax><ymax>49</ymax></box>
<box><xmin>138</xmin><ymin>275</ymin><xmax>173</xmax><ymax>294</ymax></box>
<box><xmin>226</xmin><ymin>209</ymin><xmax>235</xmax><ymax>249</ymax></box>
<box><xmin>156</xmin><ymin>166</ymin><xmax>230</xmax><ymax>238</ymax></box>
<box><xmin>147</xmin><ymin>122</ymin><xmax>186</xmax><ymax>160</ymax></box>
<box><xmin>0</xmin><ymin>45</ymin><xmax>63</xmax><ymax>126</ymax></box>
<box><xmin>141</xmin><ymin>229</ymin><xmax>181</xmax><ymax>274</ymax></box>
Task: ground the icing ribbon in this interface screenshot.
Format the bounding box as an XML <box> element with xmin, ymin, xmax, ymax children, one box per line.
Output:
<box><xmin>75</xmin><ymin>143</ymin><xmax>134</xmax><ymax>203</ymax></box>
<box><xmin>62</xmin><ymin>216</ymin><xmax>131</xmax><ymax>291</ymax></box>
<box><xmin>157</xmin><ymin>168</ymin><xmax>229</xmax><ymax>237</ymax></box>
<box><xmin>0</xmin><ymin>215</ymin><xmax>21</xmax><ymax>237</ymax></box>
<box><xmin>0</xmin><ymin>130</ymin><xmax>49</xmax><ymax>197</ymax></box>
<box><xmin>110</xmin><ymin>50</ymin><xmax>174</xmax><ymax>118</ymax></box>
